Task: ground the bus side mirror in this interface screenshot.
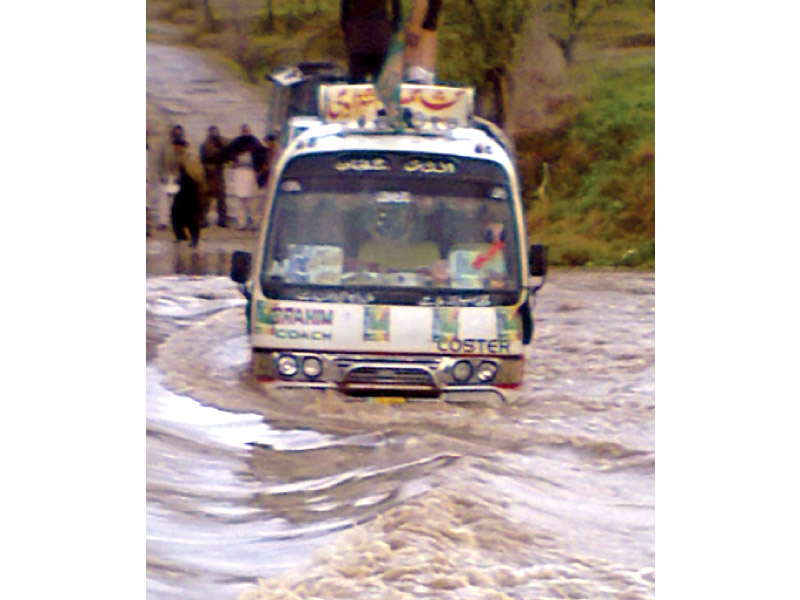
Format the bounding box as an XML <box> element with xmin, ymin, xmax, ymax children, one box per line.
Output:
<box><xmin>529</xmin><ymin>244</ymin><xmax>548</xmax><ymax>277</ymax></box>
<box><xmin>230</xmin><ymin>251</ymin><xmax>252</xmax><ymax>284</ymax></box>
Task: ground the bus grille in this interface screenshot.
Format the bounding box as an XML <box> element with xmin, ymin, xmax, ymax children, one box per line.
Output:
<box><xmin>340</xmin><ymin>365</ymin><xmax>438</xmax><ymax>394</ymax></box>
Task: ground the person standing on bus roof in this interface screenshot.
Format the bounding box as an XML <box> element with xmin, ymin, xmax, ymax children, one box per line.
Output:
<box><xmin>340</xmin><ymin>0</ymin><xmax>402</xmax><ymax>83</ymax></box>
<box><xmin>404</xmin><ymin>0</ymin><xmax>443</xmax><ymax>84</ymax></box>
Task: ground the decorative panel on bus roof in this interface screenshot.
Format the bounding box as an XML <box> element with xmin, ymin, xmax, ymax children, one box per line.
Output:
<box><xmin>318</xmin><ymin>84</ymin><xmax>474</xmax><ymax>127</ymax></box>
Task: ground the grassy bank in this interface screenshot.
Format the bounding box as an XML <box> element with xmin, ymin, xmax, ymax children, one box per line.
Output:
<box><xmin>518</xmin><ymin>49</ymin><xmax>655</xmax><ymax>267</ymax></box>
<box><xmin>146</xmin><ymin>0</ymin><xmax>654</xmax><ymax>267</ymax></box>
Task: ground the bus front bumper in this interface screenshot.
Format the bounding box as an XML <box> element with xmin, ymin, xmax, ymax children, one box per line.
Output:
<box><xmin>252</xmin><ymin>349</ymin><xmax>522</xmax><ymax>403</ymax></box>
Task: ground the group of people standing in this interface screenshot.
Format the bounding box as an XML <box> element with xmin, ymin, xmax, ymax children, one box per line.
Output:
<box><xmin>145</xmin><ymin>0</ymin><xmax>446</xmax><ymax>245</ymax></box>
<box><xmin>147</xmin><ymin>123</ymin><xmax>277</xmax><ymax>246</ymax></box>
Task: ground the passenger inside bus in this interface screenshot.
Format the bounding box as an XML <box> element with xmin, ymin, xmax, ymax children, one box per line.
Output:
<box><xmin>356</xmin><ymin>192</ymin><xmax>440</xmax><ymax>272</ymax></box>
<box><xmin>442</xmin><ymin>197</ymin><xmax>510</xmax><ymax>288</ymax></box>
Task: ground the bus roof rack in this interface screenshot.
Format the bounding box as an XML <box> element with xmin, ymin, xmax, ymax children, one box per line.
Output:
<box><xmin>266</xmin><ymin>62</ymin><xmax>346</xmax><ymax>87</ymax></box>
<box><xmin>266</xmin><ymin>63</ymin><xmax>348</xmax><ymax>133</ymax></box>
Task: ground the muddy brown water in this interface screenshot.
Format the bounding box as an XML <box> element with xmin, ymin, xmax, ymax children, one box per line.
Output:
<box><xmin>146</xmin><ymin>268</ymin><xmax>654</xmax><ymax>600</ymax></box>
<box><xmin>146</xmin><ymin>42</ymin><xmax>654</xmax><ymax>600</ymax></box>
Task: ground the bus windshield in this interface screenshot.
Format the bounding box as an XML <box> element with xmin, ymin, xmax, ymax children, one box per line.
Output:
<box><xmin>261</xmin><ymin>152</ymin><xmax>521</xmax><ymax>300</ymax></box>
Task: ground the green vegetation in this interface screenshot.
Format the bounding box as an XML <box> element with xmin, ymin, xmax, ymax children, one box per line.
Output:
<box><xmin>518</xmin><ymin>50</ymin><xmax>654</xmax><ymax>266</ymax></box>
<box><xmin>146</xmin><ymin>0</ymin><xmax>654</xmax><ymax>267</ymax></box>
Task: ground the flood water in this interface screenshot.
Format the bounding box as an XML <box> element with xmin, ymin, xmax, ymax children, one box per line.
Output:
<box><xmin>146</xmin><ymin>270</ymin><xmax>655</xmax><ymax>600</ymax></box>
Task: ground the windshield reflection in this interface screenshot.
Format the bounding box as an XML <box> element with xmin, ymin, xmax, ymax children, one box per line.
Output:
<box><xmin>263</xmin><ymin>181</ymin><xmax>519</xmax><ymax>294</ymax></box>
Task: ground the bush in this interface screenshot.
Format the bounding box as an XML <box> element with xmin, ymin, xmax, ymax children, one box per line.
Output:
<box><xmin>514</xmin><ymin>50</ymin><xmax>654</xmax><ymax>267</ymax></box>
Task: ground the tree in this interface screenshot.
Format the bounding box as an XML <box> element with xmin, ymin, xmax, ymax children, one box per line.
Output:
<box><xmin>438</xmin><ymin>0</ymin><xmax>533</xmax><ymax>126</ymax></box>
<box><xmin>539</xmin><ymin>0</ymin><xmax>620</xmax><ymax>62</ymax></box>
<box><xmin>200</xmin><ymin>0</ymin><xmax>219</xmax><ymax>33</ymax></box>
<box><xmin>263</xmin><ymin>0</ymin><xmax>275</xmax><ymax>33</ymax></box>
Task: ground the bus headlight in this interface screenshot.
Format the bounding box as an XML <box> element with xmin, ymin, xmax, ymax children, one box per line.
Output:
<box><xmin>276</xmin><ymin>354</ymin><xmax>298</xmax><ymax>377</ymax></box>
<box><xmin>302</xmin><ymin>356</ymin><xmax>323</xmax><ymax>379</ymax></box>
<box><xmin>452</xmin><ymin>360</ymin><xmax>473</xmax><ymax>383</ymax></box>
<box><xmin>476</xmin><ymin>361</ymin><xmax>498</xmax><ymax>383</ymax></box>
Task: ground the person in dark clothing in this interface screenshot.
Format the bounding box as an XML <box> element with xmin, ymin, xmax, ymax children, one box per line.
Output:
<box><xmin>156</xmin><ymin>125</ymin><xmax>189</xmax><ymax>230</ymax></box>
<box><xmin>341</xmin><ymin>0</ymin><xmax>402</xmax><ymax>83</ymax></box>
<box><xmin>225</xmin><ymin>124</ymin><xmax>264</xmax><ymax>163</ymax></box>
<box><xmin>200</xmin><ymin>125</ymin><xmax>228</xmax><ymax>227</ymax></box>
<box><xmin>255</xmin><ymin>132</ymin><xmax>278</xmax><ymax>189</ymax></box>
<box><xmin>170</xmin><ymin>124</ymin><xmax>187</xmax><ymax>146</ymax></box>
<box><xmin>226</xmin><ymin>124</ymin><xmax>265</xmax><ymax>230</ymax></box>
<box><xmin>171</xmin><ymin>163</ymin><xmax>202</xmax><ymax>247</ymax></box>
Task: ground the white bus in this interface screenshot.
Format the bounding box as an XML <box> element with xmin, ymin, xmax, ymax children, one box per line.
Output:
<box><xmin>232</xmin><ymin>81</ymin><xmax>547</xmax><ymax>402</ymax></box>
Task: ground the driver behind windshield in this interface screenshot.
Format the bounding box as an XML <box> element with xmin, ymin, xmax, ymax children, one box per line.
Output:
<box><xmin>356</xmin><ymin>192</ymin><xmax>441</xmax><ymax>275</ymax></box>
